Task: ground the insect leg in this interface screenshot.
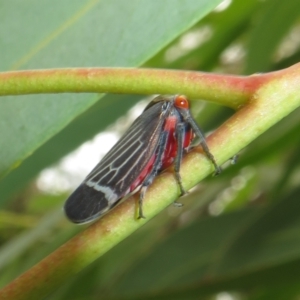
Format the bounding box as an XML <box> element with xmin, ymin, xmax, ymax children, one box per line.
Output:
<box><xmin>170</xmin><ymin>122</ymin><xmax>188</xmax><ymax>208</ymax></box>
<box><xmin>185</xmin><ymin>116</ymin><xmax>221</xmax><ymax>175</ymax></box>
<box><xmin>230</xmin><ymin>154</ymin><xmax>239</xmax><ymax>164</ymax></box>
<box><xmin>138</xmin><ymin>131</ymin><xmax>168</xmax><ymax>219</ymax></box>
<box><xmin>174</xmin><ymin>122</ymin><xmax>186</xmax><ymax>196</ymax></box>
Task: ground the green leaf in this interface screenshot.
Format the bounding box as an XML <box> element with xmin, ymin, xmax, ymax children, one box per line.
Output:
<box><xmin>104</xmin><ymin>188</ymin><xmax>300</xmax><ymax>299</ymax></box>
<box><xmin>246</xmin><ymin>0</ymin><xmax>300</xmax><ymax>73</ymax></box>
<box><xmin>0</xmin><ymin>0</ymin><xmax>222</xmax><ymax>201</ymax></box>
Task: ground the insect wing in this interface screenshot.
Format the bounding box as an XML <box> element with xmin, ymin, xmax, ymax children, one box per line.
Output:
<box><xmin>64</xmin><ymin>100</ymin><xmax>170</xmax><ymax>223</ymax></box>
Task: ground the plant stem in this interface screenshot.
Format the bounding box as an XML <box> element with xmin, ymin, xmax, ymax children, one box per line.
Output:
<box><xmin>0</xmin><ymin>67</ymin><xmax>262</xmax><ymax>109</ymax></box>
<box><xmin>1</xmin><ymin>63</ymin><xmax>300</xmax><ymax>299</ymax></box>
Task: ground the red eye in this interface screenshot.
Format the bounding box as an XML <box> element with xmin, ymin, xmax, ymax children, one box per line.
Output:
<box><xmin>174</xmin><ymin>95</ymin><xmax>189</xmax><ymax>109</ymax></box>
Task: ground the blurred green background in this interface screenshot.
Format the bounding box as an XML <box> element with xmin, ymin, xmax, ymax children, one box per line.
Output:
<box><xmin>1</xmin><ymin>0</ymin><xmax>300</xmax><ymax>299</ymax></box>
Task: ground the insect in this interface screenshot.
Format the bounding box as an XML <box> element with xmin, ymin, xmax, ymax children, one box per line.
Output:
<box><xmin>64</xmin><ymin>95</ymin><xmax>220</xmax><ymax>223</ymax></box>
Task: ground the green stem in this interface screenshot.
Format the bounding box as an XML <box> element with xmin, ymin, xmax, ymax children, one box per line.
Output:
<box><xmin>0</xmin><ymin>67</ymin><xmax>261</xmax><ymax>109</ymax></box>
<box><xmin>1</xmin><ymin>63</ymin><xmax>300</xmax><ymax>299</ymax></box>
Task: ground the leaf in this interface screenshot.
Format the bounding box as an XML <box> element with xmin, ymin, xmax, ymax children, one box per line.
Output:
<box><xmin>246</xmin><ymin>0</ymin><xmax>300</xmax><ymax>73</ymax></box>
<box><xmin>106</xmin><ymin>188</ymin><xmax>300</xmax><ymax>299</ymax></box>
<box><xmin>0</xmin><ymin>0</ymin><xmax>222</xmax><ymax>203</ymax></box>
